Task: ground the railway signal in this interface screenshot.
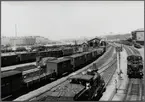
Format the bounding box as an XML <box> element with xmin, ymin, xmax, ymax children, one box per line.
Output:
<box><xmin>115</xmin><ymin>46</ymin><xmax>123</xmax><ymax>94</ymax></box>
<box><xmin>115</xmin><ymin>46</ymin><xmax>123</xmax><ymax>78</ymax></box>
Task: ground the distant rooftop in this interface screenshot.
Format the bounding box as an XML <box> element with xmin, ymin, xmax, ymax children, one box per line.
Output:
<box><xmin>88</xmin><ymin>37</ymin><xmax>102</xmax><ymax>42</ymax></box>
<box><xmin>133</xmin><ymin>28</ymin><xmax>144</xmax><ymax>32</ymax></box>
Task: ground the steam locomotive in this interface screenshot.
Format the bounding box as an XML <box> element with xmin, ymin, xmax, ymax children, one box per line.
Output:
<box><xmin>29</xmin><ymin>69</ymin><xmax>106</xmax><ymax>101</ymax></box>
<box><xmin>1</xmin><ymin>47</ymin><xmax>106</xmax><ymax>101</ymax></box>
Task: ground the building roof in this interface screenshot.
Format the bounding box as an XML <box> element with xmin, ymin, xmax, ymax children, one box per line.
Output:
<box><xmin>87</xmin><ymin>37</ymin><xmax>102</xmax><ymax>43</ymax></box>
<box><xmin>132</xmin><ymin>28</ymin><xmax>144</xmax><ymax>32</ymax></box>
<box><xmin>81</xmin><ymin>42</ymin><xmax>88</xmax><ymax>45</ymax></box>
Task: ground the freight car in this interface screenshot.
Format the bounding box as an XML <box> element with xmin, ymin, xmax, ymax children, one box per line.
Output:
<box><xmin>21</xmin><ymin>47</ymin><xmax>105</xmax><ymax>89</ymax></box>
<box><xmin>127</xmin><ymin>55</ymin><xmax>143</xmax><ymax>78</ymax></box>
<box><xmin>65</xmin><ymin>53</ymin><xmax>86</xmax><ymax>71</ymax></box>
<box><xmin>62</xmin><ymin>48</ymin><xmax>74</xmax><ymax>56</ymax></box>
<box><xmin>1</xmin><ymin>71</ymin><xmax>23</xmax><ymax>100</ymax></box>
<box><xmin>1</xmin><ymin>48</ymin><xmax>74</xmax><ymax>67</ymax></box>
<box><xmin>17</xmin><ymin>52</ymin><xmax>37</xmax><ymax>63</ymax></box>
<box><xmin>1</xmin><ymin>54</ymin><xmax>19</xmax><ymax>67</ymax></box>
<box><xmin>45</xmin><ymin>58</ymin><xmax>73</xmax><ymax>77</ymax></box>
<box><xmin>83</xmin><ymin>51</ymin><xmax>93</xmax><ymax>64</ymax></box>
<box><xmin>1</xmin><ymin>47</ymin><xmax>105</xmax><ymax>100</ymax></box>
<box><xmin>36</xmin><ymin>56</ymin><xmax>57</xmax><ymax>68</ymax></box>
<box><xmin>36</xmin><ymin>72</ymin><xmax>105</xmax><ymax>101</ymax></box>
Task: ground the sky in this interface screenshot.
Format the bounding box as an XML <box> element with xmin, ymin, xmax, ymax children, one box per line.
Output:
<box><xmin>1</xmin><ymin>1</ymin><xmax>144</xmax><ymax>40</ymax></box>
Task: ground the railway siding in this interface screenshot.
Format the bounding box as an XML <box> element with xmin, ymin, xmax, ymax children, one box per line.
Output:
<box><xmin>14</xmin><ymin>46</ymin><xmax>115</xmax><ymax>101</ymax></box>
<box><xmin>34</xmin><ymin>50</ymin><xmax>117</xmax><ymax>101</ymax></box>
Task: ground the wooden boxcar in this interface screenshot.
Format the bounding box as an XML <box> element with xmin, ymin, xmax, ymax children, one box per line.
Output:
<box><xmin>65</xmin><ymin>53</ymin><xmax>86</xmax><ymax>71</ymax></box>
<box><xmin>46</xmin><ymin>58</ymin><xmax>72</xmax><ymax>77</ymax></box>
<box><xmin>91</xmin><ymin>49</ymin><xmax>98</xmax><ymax>60</ymax></box>
<box><xmin>83</xmin><ymin>51</ymin><xmax>93</xmax><ymax>63</ymax></box>
<box><xmin>18</xmin><ymin>52</ymin><xmax>36</xmax><ymax>63</ymax></box>
<box><xmin>1</xmin><ymin>71</ymin><xmax>23</xmax><ymax>99</ymax></box>
<box><xmin>1</xmin><ymin>54</ymin><xmax>18</xmax><ymax>67</ymax></box>
<box><xmin>62</xmin><ymin>48</ymin><xmax>74</xmax><ymax>56</ymax></box>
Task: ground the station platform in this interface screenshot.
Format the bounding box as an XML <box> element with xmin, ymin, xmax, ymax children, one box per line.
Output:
<box><xmin>100</xmin><ymin>48</ymin><xmax>128</xmax><ymax>101</ymax></box>
<box><xmin>100</xmin><ymin>47</ymin><xmax>144</xmax><ymax>101</ymax></box>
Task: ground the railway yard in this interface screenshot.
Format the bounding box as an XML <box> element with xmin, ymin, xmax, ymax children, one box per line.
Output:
<box><xmin>1</xmin><ymin>42</ymin><xmax>144</xmax><ymax>101</ymax></box>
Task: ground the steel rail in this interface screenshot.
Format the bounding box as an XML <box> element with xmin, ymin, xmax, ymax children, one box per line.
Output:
<box><xmin>13</xmin><ymin>46</ymin><xmax>113</xmax><ymax>101</ymax></box>
<box><xmin>109</xmin><ymin>44</ymin><xmax>143</xmax><ymax>101</ymax></box>
<box><xmin>14</xmin><ymin>46</ymin><xmax>116</xmax><ymax>101</ymax></box>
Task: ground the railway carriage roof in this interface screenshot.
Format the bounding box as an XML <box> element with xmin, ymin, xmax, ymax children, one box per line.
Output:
<box><xmin>41</xmin><ymin>57</ymin><xmax>57</xmax><ymax>63</ymax></box>
<box><xmin>47</xmin><ymin>58</ymin><xmax>70</xmax><ymax>63</ymax></box>
<box><xmin>23</xmin><ymin>68</ymin><xmax>40</xmax><ymax>75</ymax></box>
<box><xmin>16</xmin><ymin>64</ymin><xmax>37</xmax><ymax>71</ymax></box>
<box><xmin>1</xmin><ymin>70</ymin><xmax>22</xmax><ymax>78</ymax></box>
<box><xmin>1</xmin><ymin>52</ymin><xmax>28</xmax><ymax>57</ymax></box>
<box><xmin>67</xmin><ymin>53</ymin><xmax>85</xmax><ymax>58</ymax></box>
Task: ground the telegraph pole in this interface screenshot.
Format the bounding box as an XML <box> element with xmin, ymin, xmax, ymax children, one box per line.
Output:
<box><xmin>115</xmin><ymin>46</ymin><xmax>123</xmax><ymax>93</ymax></box>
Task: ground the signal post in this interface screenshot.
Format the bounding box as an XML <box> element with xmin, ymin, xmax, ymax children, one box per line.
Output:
<box><xmin>115</xmin><ymin>45</ymin><xmax>123</xmax><ymax>93</ymax></box>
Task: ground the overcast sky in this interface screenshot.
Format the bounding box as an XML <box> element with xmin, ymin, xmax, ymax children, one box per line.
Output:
<box><xmin>1</xmin><ymin>1</ymin><xmax>144</xmax><ymax>40</ymax></box>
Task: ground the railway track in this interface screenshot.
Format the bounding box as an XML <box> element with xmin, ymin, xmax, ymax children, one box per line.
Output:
<box><xmin>123</xmin><ymin>78</ymin><xmax>143</xmax><ymax>101</ymax></box>
<box><xmin>109</xmin><ymin>44</ymin><xmax>144</xmax><ymax>101</ymax></box>
<box><xmin>31</xmin><ymin>53</ymin><xmax>117</xmax><ymax>101</ymax></box>
<box><xmin>14</xmin><ymin>46</ymin><xmax>117</xmax><ymax>101</ymax></box>
<box><xmin>98</xmin><ymin>56</ymin><xmax>117</xmax><ymax>95</ymax></box>
<box><xmin>123</xmin><ymin>45</ymin><xmax>134</xmax><ymax>55</ymax></box>
<box><xmin>37</xmin><ymin>57</ymin><xmax>117</xmax><ymax>101</ymax></box>
<box><xmin>128</xmin><ymin>46</ymin><xmax>141</xmax><ymax>55</ymax></box>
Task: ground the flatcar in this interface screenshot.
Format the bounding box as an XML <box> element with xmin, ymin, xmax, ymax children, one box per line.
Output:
<box><xmin>127</xmin><ymin>55</ymin><xmax>143</xmax><ymax>78</ymax></box>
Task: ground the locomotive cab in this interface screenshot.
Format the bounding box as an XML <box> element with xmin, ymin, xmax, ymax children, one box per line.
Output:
<box><xmin>68</xmin><ymin>73</ymin><xmax>106</xmax><ymax>101</ymax></box>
